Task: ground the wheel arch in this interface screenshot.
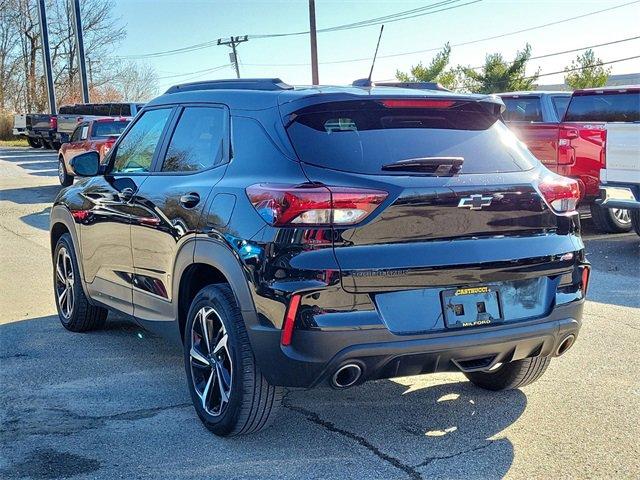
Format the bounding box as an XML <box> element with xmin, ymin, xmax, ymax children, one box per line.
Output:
<box><xmin>174</xmin><ymin>238</ymin><xmax>257</xmax><ymax>344</ymax></box>
<box><xmin>49</xmin><ymin>205</ymin><xmax>91</xmax><ymax>299</ymax></box>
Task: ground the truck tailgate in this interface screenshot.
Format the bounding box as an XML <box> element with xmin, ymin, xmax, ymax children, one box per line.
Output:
<box><xmin>603</xmin><ymin>123</ymin><xmax>640</xmax><ymax>183</ymax></box>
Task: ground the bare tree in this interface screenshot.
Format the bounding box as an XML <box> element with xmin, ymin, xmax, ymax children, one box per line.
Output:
<box><xmin>113</xmin><ymin>61</ymin><xmax>158</xmax><ymax>101</ymax></box>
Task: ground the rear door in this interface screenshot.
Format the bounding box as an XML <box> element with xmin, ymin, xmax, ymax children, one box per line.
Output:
<box><xmin>285</xmin><ymin>98</ymin><xmax>580</xmax><ymax>293</ymax></box>
<box><xmin>129</xmin><ymin>104</ymin><xmax>229</xmax><ymax>322</ymax></box>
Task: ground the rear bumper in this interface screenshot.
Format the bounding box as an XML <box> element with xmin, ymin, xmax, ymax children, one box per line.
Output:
<box><xmin>246</xmin><ymin>298</ymin><xmax>584</xmax><ymax>388</ymax></box>
<box><xmin>597</xmin><ymin>183</ymin><xmax>640</xmax><ymax>210</ymax></box>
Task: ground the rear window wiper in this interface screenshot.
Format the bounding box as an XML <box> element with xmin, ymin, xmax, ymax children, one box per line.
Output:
<box><xmin>381</xmin><ymin>156</ymin><xmax>464</xmax><ymax>176</ymax></box>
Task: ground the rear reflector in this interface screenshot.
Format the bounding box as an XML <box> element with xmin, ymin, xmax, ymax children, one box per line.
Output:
<box><xmin>281</xmin><ymin>294</ymin><xmax>302</xmax><ymax>346</ymax></box>
<box><xmin>246</xmin><ymin>184</ymin><xmax>387</xmax><ymax>227</ymax></box>
<box><xmin>537</xmin><ymin>174</ymin><xmax>580</xmax><ymax>215</ymax></box>
<box><xmin>581</xmin><ymin>266</ymin><xmax>591</xmax><ymax>296</ymax></box>
<box><xmin>380</xmin><ymin>99</ymin><xmax>456</xmax><ymax>109</ymax></box>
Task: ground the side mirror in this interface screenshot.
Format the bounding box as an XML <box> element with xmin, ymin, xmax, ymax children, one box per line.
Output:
<box><xmin>70</xmin><ymin>151</ymin><xmax>100</xmax><ymax>176</ymax></box>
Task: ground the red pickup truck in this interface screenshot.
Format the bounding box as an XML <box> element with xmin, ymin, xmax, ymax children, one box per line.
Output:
<box><xmin>499</xmin><ymin>88</ymin><xmax>637</xmax><ymax>233</ymax></box>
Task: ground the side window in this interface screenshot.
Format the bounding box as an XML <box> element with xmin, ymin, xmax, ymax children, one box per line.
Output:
<box><xmin>111</xmin><ymin>108</ymin><xmax>172</xmax><ymax>174</ymax></box>
<box><xmin>70</xmin><ymin>125</ymin><xmax>82</xmax><ymax>142</ymax></box>
<box><xmin>161</xmin><ymin>107</ymin><xmax>225</xmax><ymax>172</ymax></box>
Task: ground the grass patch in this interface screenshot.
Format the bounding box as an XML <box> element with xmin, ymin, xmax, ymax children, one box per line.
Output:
<box><xmin>0</xmin><ymin>138</ymin><xmax>29</xmax><ymax>147</ymax></box>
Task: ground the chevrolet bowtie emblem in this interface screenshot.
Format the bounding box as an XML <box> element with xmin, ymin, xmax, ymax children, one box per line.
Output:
<box><xmin>458</xmin><ymin>194</ymin><xmax>493</xmax><ymax>210</ymax></box>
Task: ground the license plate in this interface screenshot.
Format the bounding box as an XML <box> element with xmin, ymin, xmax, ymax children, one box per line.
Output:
<box><xmin>441</xmin><ymin>286</ymin><xmax>502</xmax><ymax>328</ymax></box>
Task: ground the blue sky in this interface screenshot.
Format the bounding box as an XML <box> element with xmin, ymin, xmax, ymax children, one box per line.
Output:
<box><xmin>111</xmin><ymin>0</ymin><xmax>640</xmax><ymax>91</ymax></box>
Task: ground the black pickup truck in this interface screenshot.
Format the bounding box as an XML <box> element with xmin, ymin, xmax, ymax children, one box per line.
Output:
<box><xmin>25</xmin><ymin>114</ymin><xmax>60</xmax><ymax>150</ymax></box>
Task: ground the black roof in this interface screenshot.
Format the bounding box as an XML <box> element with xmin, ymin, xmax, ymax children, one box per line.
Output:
<box><xmin>148</xmin><ymin>78</ymin><xmax>504</xmax><ymax>113</ymax></box>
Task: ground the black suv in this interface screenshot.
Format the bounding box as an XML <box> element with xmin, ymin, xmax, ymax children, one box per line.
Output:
<box><xmin>50</xmin><ymin>78</ymin><xmax>589</xmax><ymax>436</ymax></box>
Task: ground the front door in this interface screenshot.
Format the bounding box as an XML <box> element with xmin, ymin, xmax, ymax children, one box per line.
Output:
<box><xmin>80</xmin><ymin>107</ymin><xmax>174</xmax><ymax>314</ymax></box>
<box><xmin>129</xmin><ymin>105</ymin><xmax>229</xmax><ymax>322</ymax></box>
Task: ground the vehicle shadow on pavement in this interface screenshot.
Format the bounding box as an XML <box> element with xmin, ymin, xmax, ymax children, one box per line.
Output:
<box><xmin>583</xmin><ymin>234</ymin><xmax>640</xmax><ymax>309</ymax></box>
<box><xmin>0</xmin><ymin>314</ymin><xmax>523</xmax><ymax>480</ymax></box>
<box><xmin>0</xmin><ymin>184</ymin><xmax>61</xmax><ymax>205</ymax></box>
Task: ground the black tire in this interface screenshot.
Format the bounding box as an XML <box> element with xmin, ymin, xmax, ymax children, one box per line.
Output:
<box><xmin>631</xmin><ymin>209</ymin><xmax>640</xmax><ymax>237</ymax></box>
<box><xmin>184</xmin><ymin>284</ymin><xmax>283</xmax><ymax>436</ymax></box>
<box><xmin>590</xmin><ymin>203</ymin><xmax>632</xmax><ymax>233</ymax></box>
<box><xmin>463</xmin><ymin>357</ymin><xmax>551</xmax><ymax>391</ymax></box>
<box><xmin>58</xmin><ymin>156</ymin><xmax>73</xmax><ymax>186</ymax></box>
<box><xmin>52</xmin><ymin>141</ymin><xmax>62</xmax><ymax>151</ymax></box>
<box><xmin>27</xmin><ymin>136</ymin><xmax>42</xmax><ymax>148</ymax></box>
<box><xmin>42</xmin><ymin>139</ymin><xmax>54</xmax><ymax>150</ymax></box>
<box><xmin>53</xmin><ymin>233</ymin><xmax>107</xmax><ymax>332</ymax></box>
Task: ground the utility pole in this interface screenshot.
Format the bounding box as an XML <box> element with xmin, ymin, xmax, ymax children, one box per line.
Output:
<box><xmin>36</xmin><ymin>0</ymin><xmax>56</xmax><ymax>114</ymax></box>
<box><xmin>217</xmin><ymin>36</ymin><xmax>248</xmax><ymax>79</ymax></box>
<box><xmin>309</xmin><ymin>0</ymin><xmax>319</xmax><ymax>85</ymax></box>
<box><xmin>71</xmin><ymin>0</ymin><xmax>90</xmax><ymax>103</ymax></box>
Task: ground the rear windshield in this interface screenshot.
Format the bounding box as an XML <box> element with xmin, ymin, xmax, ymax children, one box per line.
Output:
<box><xmin>564</xmin><ymin>91</ymin><xmax>640</xmax><ymax>122</ymax></box>
<box><xmin>501</xmin><ymin>97</ymin><xmax>543</xmax><ymax>122</ymax></box>
<box><xmin>92</xmin><ymin>121</ymin><xmax>129</xmax><ymax>138</ymax></box>
<box><xmin>286</xmin><ymin>100</ymin><xmax>537</xmax><ymax>175</ymax></box>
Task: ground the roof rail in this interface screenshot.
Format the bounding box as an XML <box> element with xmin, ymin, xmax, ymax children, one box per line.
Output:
<box><xmin>373</xmin><ymin>81</ymin><xmax>450</xmax><ymax>92</ymax></box>
<box><xmin>165</xmin><ymin>78</ymin><xmax>294</xmax><ymax>94</ymax></box>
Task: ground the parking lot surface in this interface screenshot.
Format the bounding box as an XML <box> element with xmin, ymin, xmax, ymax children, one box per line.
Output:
<box><xmin>1</xmin><ymin>146</ymin><xmax>638</xmax><ymax>479</ymax></box>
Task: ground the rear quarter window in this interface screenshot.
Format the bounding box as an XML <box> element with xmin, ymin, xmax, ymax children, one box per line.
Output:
<box><xmin>501</xmin><ymin>97</ymin><xmax>543</xmax><ymax>122</ymax></box>
<box><xmin>564</xmin><ymin>91</ymin><xmax>640</xmax><ymax>122</ymax></box>
<box><xmin>286</xmin><ymin>100</ymin><xmax>537</xmax><ymax>175</ymax></box>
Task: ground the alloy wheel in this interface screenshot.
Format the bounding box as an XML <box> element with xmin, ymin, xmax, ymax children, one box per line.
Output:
<box><xmin>612</xmin><ymin>208</ymin><xmax>631</xmax><ymax>225</ymax></box>
<box><xmin>189</xmin><ymin>306</ymin><xmax>233</xmax><ymax>417</ymax></box>
<box><xmin>58</xmin><ymin>160</ymin><xmax>65</xmax><ymax>184</ymax></box>
<box><xmin>55</xmin><ymin>247</ymin><xmax>74</xmax><ymax>319</ymax></box>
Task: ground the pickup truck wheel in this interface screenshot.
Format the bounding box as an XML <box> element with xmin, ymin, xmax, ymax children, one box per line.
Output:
<box><xmin>464</xmin><ymin>357</ymin><xmax>551</xmax><ymax>391</ymax></box>
<box><xmin>184</xmin><ymin>284</ymin><xmax>283</xmax><ymax>436</ymax></box>
<box><xmin>590</xmin><ymin>204</ymin><xmax>632</xmax><ymax>233</ymax></box>
<box><xmin>27</xmin><ymin>137</ymin><xmax>42</xmax><ymax>148</ymax></box>
<box><xmin>58</xmin><ymin>157</ymin><xmax>73</xmax><ymax>186</ymax></box>
<box><xmin>54</xmin><ymin>233</ymin><xmax>108</xmax><ymax>332</ymax></box>
<box><xmin>631</xmin><ymin>209</ymin><xmax>640</xmax><ymax>237</ymax></box>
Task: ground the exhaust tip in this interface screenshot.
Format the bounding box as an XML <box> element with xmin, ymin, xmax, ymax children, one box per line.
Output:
<box><xmin>331</xmin><ymin>363</ymin><xmax>362</xmax><ymax>389</ymax></box>
<box><xmin>556</xmin><ymin>334</ymin><xmax>576</xmax><ymax>356</ymax></box>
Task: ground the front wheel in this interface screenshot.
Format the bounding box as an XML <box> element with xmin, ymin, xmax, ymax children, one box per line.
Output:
<box><xmin>590</xmin><ymin>204</ymin><xmax>632</xmax><ymax>233</ymax></box>
<box><xmin>184</xmin><ymin>284</ymin><xmax>283</xmax><ymax>436</ymax></box>
<box><xmin>464</xmin><ymin>357</ymin><xmax>551</xmax><ymax>391</ymax></box>
<box><xmin>58</xmin><ymin>157</ymin><xmax>73</xmax><ymax>186</ymax></box>
<box><xmin>54</xmin><ymin>233</ymin><xmax>107</xmax><ymax>332</ymax></box>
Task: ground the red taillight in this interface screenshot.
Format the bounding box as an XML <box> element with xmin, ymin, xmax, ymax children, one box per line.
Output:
<box><xmin>49</xmin><ymin>116</ymin><xmax>57</xmax><ymax>129</ymax></box>
<box><xmin>70</xmin><ymin>209</ymin><xmax>90</xmax><ymax>222</ymax></box>
<box><xmin>537</xmin><ymin>173</ymin><xmax>580</xmax><ymax>215</ymax></box>
<box><xmin>581</xmin><ymin>266</ymin><xmax>591</xmax><ymax>296</ymax></box>
<box><xmin>380</xmin><ymin>99</ymin><xmax>456</xmax><ymax>109</ymax></box>
<box><xmin>246</xmin><ymin>184</ymin><xmax>388</xmax><ymax>227</ymax></box>
<box><xmin>281</xmin><ymin>294</ymin><xmax>302</xmax><ymax>346</ymax></box>
<box><xmin>557</xmin><ymin>126</ymin><xmax>578</xmax><ymax>165</ymax></box>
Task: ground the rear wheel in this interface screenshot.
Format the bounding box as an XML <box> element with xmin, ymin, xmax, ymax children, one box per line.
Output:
<box><xmin>631</xmin><ymin>209</ymin><xmax>640</xmax><ymax>237</ymax></box>
<box><xmin>184</xmin><ymin>284</ymin><xmax>283</xmax><ymax>436</ymax></box>
<box><xmin>54</xmin><ymin>233</ymin><xmax>107</xmax><ymax>332</ymax></box>
<box><xmin>464</xmin><ymin>357</ymin><xmax>551</xmax><ymax>391</ymax></box>
<box><xmin>58</xmin><ymin>157</ymin><xmax>73</xmax><ymax>186</ymax></box>
<box><xmin>590</xmin><ymin>204</ymin><xmax>632</xmax><ymax>233</ymax></box>
<box><xmin>27</xmin><ymin>137</ymin><xmax>42</xmax><ymax>148</ymax></box>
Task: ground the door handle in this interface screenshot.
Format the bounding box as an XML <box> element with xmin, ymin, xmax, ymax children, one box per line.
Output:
<box><xmin>180</xmin><ymin>192</ymin><xmax>200</xmax><ymax>208</ymax></box>
<box><xmin>118</xmin><ymin>187</ymin><xmax>135</xmax><ymax>202</ymax></box>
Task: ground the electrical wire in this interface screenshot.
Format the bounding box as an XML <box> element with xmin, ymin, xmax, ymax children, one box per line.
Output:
<box><xmin>116</xmin><ymin>0</ymin><xmax>480</xmax><ymax>59</ymax></box>
<box><xmin>244</xmin><ymin>1</ymin><xmax>640</xmax><ymax>67</ymax></box>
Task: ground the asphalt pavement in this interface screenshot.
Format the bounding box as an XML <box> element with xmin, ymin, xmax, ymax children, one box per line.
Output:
<box><xmin>0</xmin><ymin>146</ymin><xmax>638</xmax><ymax>479</ymax></box>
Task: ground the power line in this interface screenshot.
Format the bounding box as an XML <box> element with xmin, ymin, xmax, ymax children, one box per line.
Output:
<box><xmin>157</xmin><ymin>63</ymin><xmax>231</xmax><ymax>80</ymax></box>
<box><xmin>116</xmin><ymin>0</ymin><xmax>480</xmax><ymax>59</ymax></box>
<box><xmin>251</xmin><ymin>0</ymin><xmax>480</xmax><ymax>38</ymax></box>
<box><xmin>466</xmin><ymin>35</ymin><xmax>640</xmax><ymax>71</ymax></box>
<box><xmin>244</xmin><ymin>1</ymin><xmax>640</xmax><ymax>67</ymax></box>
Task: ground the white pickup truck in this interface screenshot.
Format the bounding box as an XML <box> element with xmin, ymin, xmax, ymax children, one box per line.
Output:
<box><xmin>599</xmin><ymin>121</ymin><xmax>640</xmax><ymax>236</ymax></box>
